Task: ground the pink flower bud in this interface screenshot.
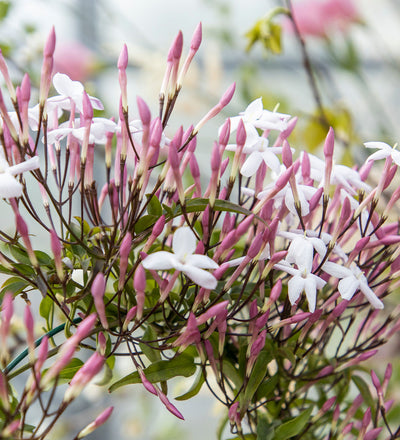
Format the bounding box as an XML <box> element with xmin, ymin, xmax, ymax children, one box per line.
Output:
<box><xmin>218</xmin><ymin>83</ymin><xmax>235</xmax><ymax>109</ymax></box>
<box><xmin>247</xmin><ymin>234</ymin><xmax>263</xmax><ymax>259</ymax></box>
<box><xmin>82</xmin><ymin>91</ymin><xmax>93</xmax><ymax>120</ymax></box>
<box><xmin>77</xmin><ymin>407</ymin><xmax>114</xmax><ymax>438</ymax></box>
<box><xmin>137</xmin><ymin>96</ymin><xmax>151</xmax><ymax>126</ymax></box>
<box><xmin>43</xmin><ymin>26</ymin><xmax>56</xmax><ymax>58</ymax></box>
<box><xmin>190</xmin><ymin>22</ymin><xmax>202</xmax><ymax>51</ymax></box>
<box><xmin>118</xmin><ymin>44</ymin><xmax>128</xmax><ymax>70</ymax></box>
<box><xmin>98</xmin><ymin>332</ymin><xmax>107</xmax><ymax>356</ymax></box>
<box><xmin>324</xmin><ymin>127</ymin><xmax>335</xmax><ymax>158</ymax></box>
<box><xmin>282</xmin><ymin>140</ymin><xmax>292</xmax><ymax>167</ymax></box>
<box><xmin>91</xmin><ymin>273</ymin><xmax>108</xmax><ymax>329</ymax></box>
<box><xmin>235</xmin><ymin>215</ymin><xmax>254</xmax><ymax>239</ymax></box>
<box><xmin>24</xmin><ymin>305</ymin><xmax>35</xmax><ymax>353</ymax></box>
<box><xmin>236</xmin><ymin>118</ymin><xmax>246</xmax><ymax>147</ymax></box>
<box><xmin>322</xmin><ymin>396</ymin><xmax>336</xmax><ymax>413</ymax></box>
<box><xmin>270</xmin><ymin>279</ymin><xmax>282</xmax><ymax>302</ymax></box>
<box><xmin>156</xmin><ymin>388</ymin><xmax>184</xmax><ymax>420</ymax></box>
<box><xmin>138</xmin><ymin>367</ymin><xmax>157</xmax><ymax>395</ymax></box>
<box><xmin>20</xmin><ymin>74</ymin><xmax>31</xmax><ymax>103</ymax></box>
<box><xmin>74</xmin><ymin>314</ymin><xmax>97</xmax><ymax>342</ymax></box>
<box><xmin>275</xmin><ymin>164</ymin><xmax>294</xmax><ymax>191</ymax></box>
<box><xmin>211</xmin><ymin>141</ymin><xmax>221</xmax><ymax>172</ymax></box>
<box><xmin>219</xmin><ymin>118</ymin><xmax>231</xmax><ymax>147</ymax></box>
<box><xmin>0</xmin><ymin>371</ymin><xmax>9</xmax><ymax>411</ymax></box>
<box><xmin>364</xmin><ymin>428</ymin><xmax>383</xmax><ymax>440</ymax></box>
<box><xmin>173</xmin><ymin>31</ymin><xmax>183</xmax><ymax>60</ymax></box>
<box><xmin>123</xmin><ymin>306</ymin><xmax>137</xmax><ymax>330</ymax></box>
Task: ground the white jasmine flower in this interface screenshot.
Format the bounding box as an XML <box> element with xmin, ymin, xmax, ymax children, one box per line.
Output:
<box><xmin>322</xmin><ymin>261</ymin><xmax>384</xmax><ymax>309</ymax></box>
<box><xmin>274</xmin><ymin>262</ymin><xmax>326</xmax><ymax>312</ymax></box>
<box><xmin>48</xmin><ymin>73</ymin><xmax>104</xmax><ymax>113</ymax></box>
<box><xmin>307</xmin><ymin>153</ymin><xmax>371</xmax><ymax>195</ymax></box>
<box><xmin>364</xmin><ymin>141</ymin><xmax>400</xmax><ymax>166</ymax></box>
<box><xmin>142</xmin><ymin>227</ymin><xmax>219</xmax><ymax>289</ymax></box>
<box><xmin>238</xmin><ymin>137</ymin><xmax>282</xmax><ymax>177</ymax></box>
<box><xmin>228</xmin><ymin>98</ymin><xmax>290</xmax><ymax>146</ymax></box>
<box><xmin>0</xmin><ymin>155</ymin><xmax>40</xmax><ymax>198</ymax></box>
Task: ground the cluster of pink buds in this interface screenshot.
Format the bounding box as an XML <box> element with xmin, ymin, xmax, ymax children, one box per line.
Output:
<box><xmin>0</xmin><ymin>23</ymin><xmax>399</xmax><ymax>439</ymax></box>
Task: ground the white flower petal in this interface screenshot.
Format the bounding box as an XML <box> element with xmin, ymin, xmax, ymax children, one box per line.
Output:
<box><xmin>0</xmin><ymin>173</ymin><xmax>23</xmax><ymax>198</ymax></box>
<box><xmin>142</xmin><ymin>251</ymin><xmax>177</xmax><ymax>270</ymax></box>
<box><xmin>240</xmin><ymin>151</ymin><xmax>263</xmax><ymax>177</ymax></box>
<box><xmin>359</xmin><ymin>283</ymin><xmax>384</xmax><ymax>309</ymax></box>
<box><xmin>182</xmin><ymin>266</ymin><xmax>218</xmax><ymax>289</ymax></box>
<box><xmin>338</xmin><ymin>277</ymin><xmax>359</xmax><ymax>300</ymax></box>
<box><xmin>244</xmin><ymin>98</ymin><xmax>264</xmax><ymax>122</ymax></box>
<box><xmin>304</xmin><ymin>278</ymin><xmax>317</xmax><ymax>312</ymax></box>
<box><xmin>262</xmin><ymin>150</ymin><xmax>281</xmax><ymax>174</ymax></box>
<box><xmin>53</xmin><ymin>73</ymin><xmax>84</xmax><ymax>97</ymax></box>
<box><xmin>288</xmin><ymin>276</ymin><xmax>304</xmax><ymax>305</ymax></box>
<box><xmin>186</xmin><ymin>254</ymin><xmax>219</xmax><ymax>269</ymax></box>
<box><xmin>323</xmin><ymin>262</ymin><xmax>353</xmax><ymax>279</ymax></box>
<box><xmin>8</xmin><ymin>156</ymin><xmax>40</xmax><ymax>176</ymax></box>
<box><xmin>172</xmin><ymin>227</ymin><xmax>197</xmax><ymax>258</ymax></box>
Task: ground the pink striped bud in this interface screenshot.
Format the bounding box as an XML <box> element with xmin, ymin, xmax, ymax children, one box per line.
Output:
<box><xmin>134</xmin><ymin>265</ymin><xmax>146</xmax><ymax>320</ymax></box>
<box><xmin>371</xmin><ymin>370</ymin><xmax>383</xmax><ymax>398</ymax></box>
<box><xmin>383</xmin><ymin>363</ymin><xmax>392</xmax><ymax>392</ymax></box>
<box><xmin>82</xmin><ymin>90</ymin><xmax>93</xmax><ymax>121</ymax></box>
<box><xmin>65</xmin><ymin>352</ymin><xmax>105</xmax><ymax>401</ymax></box>
<box><xmin>150</xmin><ymin>118</ymin><xmax>162</xmax><ymax>147</ymax></box>
<box><xmin>138</xmin><ymin>367</ymin><xmax>157</xmax><ymax>395</ymax></box>
<box><xmin>248</xmin><ymin>234</ymin><xmax>263</xmax><ymax>259</ymax></box>
<box><xmin>323</xmin><ymin>127</ymin><xmax>335</xmax><ymax>158</ymax></box>
<box><xmin>275</xmin><ymin>164</ymin><xmax>294</xmax><ymax>191</ymax></box>
<box><xmin>197</xmin><ymin>300</ymin><xmax>229</xmax><ymax>325</ymax></box>
<box><xmin>316</xmin><ymin>365</ymin><xmax>334</xmax><ymax>378</ymax></box>
<box><xmin>156</xmin><ymin>387</ymin><xmax>184</xmax><ymax>420</ymax></box>
<box><xmin>359</xmin><ymin>159</ymin><xmax>373</xmax><ymax>181</ymax></box>
<box><xmin>137</xmin><ymin>96</ymin><xmax>151</xmax><ymax>126</ymax></box>
<box><xmin>21</xmin><ymin>73</ymin><xmax>31</xmax><ymax>104</ymax></box>
<box><xmin>236</xmin><ymin>118</ymin><xmax>246</xmax><ymax>147</ymax></box>
<box><xmin>15</xmin><ymin>214</ymin><xmax>38</xmax><ymax>267</ymax></box>
<box><xmin>24</xmin><ymin>305</ymin><xmax>35</xmax><ymax>355</ymax></box>
<box><xmin>97</xmin><ymin>332</ymin><xmax>107</xmax><ymax>356</ymax></box>
<box><xmin>282</xmin><ymin>140</ymin><xmax>292</xmax><ymax>167</ymax></box>
<box><xmin>117</xmin><ymin>44</ymin><xmax>128</xmax><ymax>70</ymax></box>
<box><xmin>77</xmin><ymin>407</ymin><xmax>114</xmax><ymax>438</ymax></box>
<box><xmin>123</xmin><ymin>306</ymin><xmax>137</xmax><ymax>331</ymax></box>
<box><xmin>220</xmin><ymin>82</ymin><xmax>236</xmax><ymax>107</ymax></box>
<box><xmin>173</xmin><ymin>313</ymin><xmax>201</xmax><ymax>352</ymax></box>
<box><xmin>301</xmin><ymin>151</ymin><xmax>310</xmax><ymax>179</ymax></box>
<box><xmin>219</xmin><ymin>118</ymin><xmax>231</xmax><ymax>148</ymax></box>
<box><xmin>118</xmin><ymin>232</ymin><xmax>132</xmax><ymax>289</ymax></box>
<box><xmin>322</xmin><ymin>396</ymin><xmax>336</xmax><ymax>413</ymax></box>
<box><xmin>364</xmin><ymin>428</ymin><xmax>383</xmax><ymax>440</ymax></box>
<box><xmin>50</xmin><ymin>229</ymin><xmax>64</xmax><ymax>280</ymax></box>
<box><xmin>43</xmin><ymin>26</ymin><xmax>56</xmax><ymax>58</ymax></box>
<box><xmin>74</xmin><ymin>314</ymin><xmax>97</xmax><ymax>342</ymax></box>
<box><xmin>173</xmin><ymin>31</ymin><xmax>183</xmax><ymax>60</ymax></box>
<box><xmin>190</xmin><ymin>22</ymin><xmax>202</xmax><ymax>51</ymax></box>
<box><xmin>91</xmin><ymin>273</ymin><xmax>108</xmax><ymax>329</ymax></box>
<box><xmin>235</xmin><ymin>215</ymin><xmax>254</xmax><ymax>239</ymax></box>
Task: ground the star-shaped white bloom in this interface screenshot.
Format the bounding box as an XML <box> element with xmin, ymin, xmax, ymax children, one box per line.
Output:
<box><xmin>0</xmin><ymin>155</ymin><xmax>40</xmax><ymax>198</ymax></box>
<box><xmin>238</xmin><ymin>137</ymin><xmax>282</xmax><ymax>177</ymax></box>
<box><xmin>48</xmin><ymin>73</ymin><xmax>104</xmax><ymax>114</ymax></box>
<box><xmin>279</xmin><ymin>230</ymin><xmax>327</xmax><ymax>272</ymax></box>
<box><xmin>142</xmin><ymin>227</ymin><xmax>219</xmax><ymax>289</ymax></box>
<box><xmin>322</xmin><ymin>261</ymin><xmax>384</xmax><ymax>309</ymax></box>
<box><xmin>306</xmin><ymin>153</ymin><xmax>371</xmax><ymax>195</ymax></box>
<box><xmin>47</xmin><ymin>118</ymin><xmax>117</xmax><ymax>145</ymax></box>
<box><xmin>227</xmin><ymin>98</ymin><xmax>290</xmax><ymax>147</ymax></box>
<box><xmin>274</xmin><ymin>262</ymin><xmax>326</xmax><ymax>312</ymax></box>
<box><xmin>364</xmin><ymin>141</ymin><xmax>400</xmax><ymax>166</ymax></box>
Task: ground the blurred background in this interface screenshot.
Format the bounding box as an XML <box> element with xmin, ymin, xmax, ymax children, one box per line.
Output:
<box><xmin>1</xmin><ymin>0</ymin><xmax>400</xmax><ymax>438</ymax></box>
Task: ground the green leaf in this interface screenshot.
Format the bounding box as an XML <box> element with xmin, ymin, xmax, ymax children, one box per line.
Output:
<box><xmin>39</xmin><ymin>295</ymin><xmax>53</xmax><ymax>321</ymax></box>
<box><xmin>273</xmin><ymin>406</ymin><xmax>313</xmax><ymax>440</ymax></box>
<box><xmin>1</xmin><ymin>277</ymin><xmax>29</xmax><ymax>296</ymax></box>
<box><xmin>0</xmin><ymin>1</ymin><xmax>10</xmax><ymax>21</ymax></box>
<box><xmin>57</xmin><ymin>358</ymin><xmax>84</xmax><ymax>382</ymax></box>
<box><xmin>134</xmin><ymin>214</ymin><xmax>158</xmax><ymax>233</ymax></box>
<box><xmin>352</xmin><ymin>375</ymin><xmax>375</xmax><ymax>410</ymax></box>
<box><xmin>139</xmin><ymin>325</ymin><xmax>162</xmax><ymax>363</ymax></box>
<box><xmin>9</xmin><ymin>246</ymin><xmax>31</xmax><ymax>265</ymax></box>
<box><xmin>147</xmin><ymin>194</ymin><xmax>162</xmax><ymax>217</ymax></box>
<box><xmin>109</xmin><ymin>354</ymin><xmax>196</xmax><ymax>392</ymax></box>
<box><xmin>175</xmin><ymin>368</ymin><xmax>205</xmax><ymax>400</ymax></box>
<box><xmin>257</xmin><ymin>374</ymin><xmax>278</xmax><ymax>400</ymax></box>
<box><xmin>256</xmin><ymin>415</ymin><xmax>278</xmax><ymax>440</ymax></box>
<box><xmin>243</xmin><ymin>351</ymin><xmax>270</xmax><ymax>404</ymax></box>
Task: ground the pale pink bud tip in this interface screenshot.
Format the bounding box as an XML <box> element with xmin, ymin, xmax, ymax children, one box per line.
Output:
<box><xmin>364</xmin><ymin>428</ymin><xmax>383</xmax><ymax>440</ymax></box>
<box><xmin>322</xmin><ymin>396</ymin><xmax>336</xmax><ymax>412</ymax></box>
<box><xmin>78</xmin><ymin>407</ymin><xmax>114</xmax><ymax>438</ymax></box>
<box><xmin>236</xmin><ymin>118</ymin><xmax>246</xmax><ymax>146</ymax></box>
<box><xmin>44</xmin><ymin>26</ymin><xmax>56</xmax><ymax>58</ymax></box>
<box><xmin>120</xmin><ymin>232</ymin><xmax>132</xmax><ymax>260</ymax></box>
<box><xmin>137</xmin><ymin>96</ymin><xmax>151</xmax><ymax>125</ymax></box>
<box><xmin>371</xmin><ymin>370</ymin><xmax>381</xmax><ymax>389</ymax></box>
<box><xmin>134</xmin><ymin>265</ymin><xmax>146</xmax><ymax>292</ymax></box>
<box><xmin>21</xmin><ymin>74</ymin><xmax>31</xmax><ymax>102</ymax></box>
<box><xmin>219</xmin><ymin>82</ymin><xmax>236</xmax><ymax>107</ymax></box>
<box><xmin>324</xmin><ymin>127</ymin><xmax>335</xmax><ymax>158</ymax></box>
<box><xmin>118</xmin><ymin>44</ymin><xmax>128</xmax><ymax>70</ymax></box>
<box><xmin>152</xmin><ymin>215</ymin><xmax>165</xmax><ymax>237</ymax></box>
<box><xmin>50</xmin><ymin>229</ymin><xmax>62</xmax><ymax>257</ymax></box>
<box><xmin>82</xmin><ymin>91</ymin><xmax>93</xmax><ymax>120</ymax></box>
<box><xmin>191</xmin><ymin>23</ymin><xmax>202</xmax><ymax>50</ymax></box>
<box><xmin>92</xmin><ymin>273</ymin><xmax>106</xmax><ymax>299</ymax></box>
<box><xmin>173</xmin><ymin>31</ymin><xmax>184</xmax><ymax>59</ymax></box>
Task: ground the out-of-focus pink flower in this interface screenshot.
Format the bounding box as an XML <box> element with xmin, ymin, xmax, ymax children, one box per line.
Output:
<box><xmin>285</xmin><ymin>0</ymin><xmax>359</xmax><ymax>38</ymax></box>
<box><xmin>54</xmin><ymin>42</ymin><xmax>97</xmax><ymax>82</ymax></box>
